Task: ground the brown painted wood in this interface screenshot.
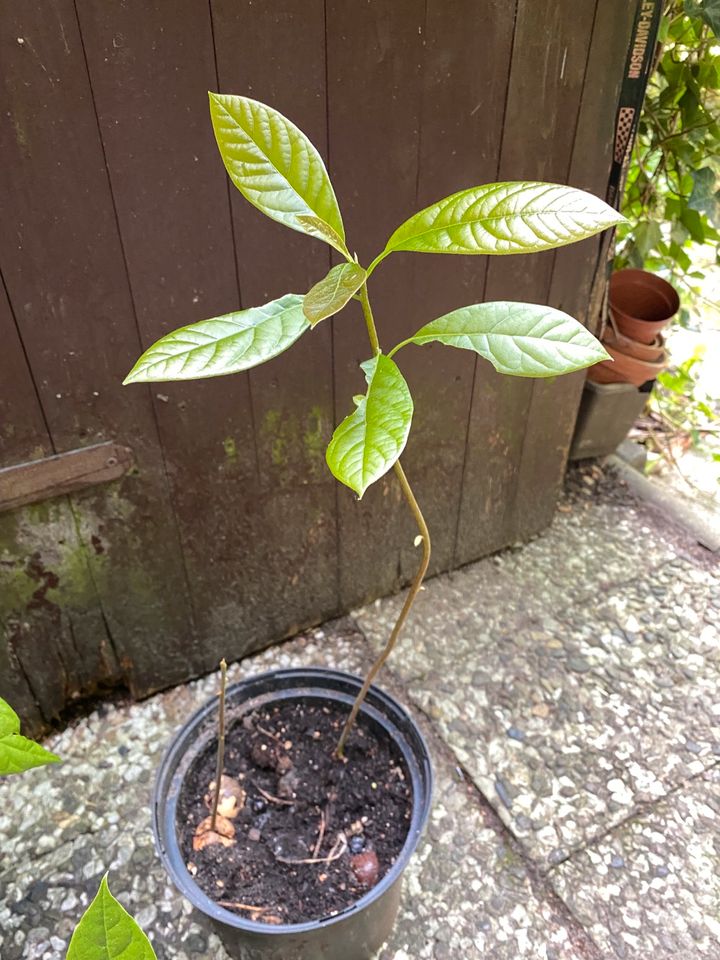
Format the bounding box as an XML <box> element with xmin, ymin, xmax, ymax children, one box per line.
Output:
<box><xmin>0</xmin><ymin>0</ymin><xmax>197</xmax><ymax>705</ymax></box>
<box><xmin>391</xmin><ymin>0</ymin><xmax>518</xmax><ymax>585</ymax></box>
<box><xmin>516</xmin><ymin>0</ymin><xmax>640</xmax><ymax>539</ymax></box>
<box><xmin>0</xmin><ymin>442</ymin><xmax>133</xmax><ymax>513</ymax></box>
<box><xmin>73</xmin><ymin>0</ymin><xmax>247</xmax><ymax>670</ymax></box>
<box><xmin>0</xmin><ymin>279</ymin><xmax>50</xmax><ymax>728</ymax></box>
<box><xmin>0</xmin><ymin>0</ymin><xmax>639</xmax><ymax>728</ymax></box>
<box><xmin>456</xmin><ymin>0</ymin><xmax>599</xmax><ymax>564</ymax></box>
<box><xmin>210</xmin><ymin>0</ymin><xmax>341</xmax><ymax>642</ymax></box>
<box><xmin>0</xmin><ymin>280</ymin><xmax>119</xmax><ymax>731</ymax></box>
<box><xmin>327</xmin><ymin>0</ymin><xmax>426</xmax><ymax>609</ymax></box>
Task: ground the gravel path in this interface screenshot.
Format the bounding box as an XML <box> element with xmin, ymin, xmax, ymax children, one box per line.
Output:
<box><xmin>1</xmin><ymin>462</ymin><xmax>718</xmax><ymax>959</ymax></box>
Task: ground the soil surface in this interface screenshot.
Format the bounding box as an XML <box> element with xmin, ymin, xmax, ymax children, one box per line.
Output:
<box><xmin>177</xmin><ymin>698</ymin><xmax>412</xmax><ymax>925</ymax></box>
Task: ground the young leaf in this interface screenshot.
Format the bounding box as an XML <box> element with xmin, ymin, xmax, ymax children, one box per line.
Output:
<box><xmin>326</xmin><ymin>355</ymin><xmax>413</xmax><ymax>498</ymax></box>
<box><xmin>124</xmin><ymin>294</ymin><xmax>308</xmax><ymax>384</ymax></box>
<box><xmin>379</xmin><ymin>182</ymin><xmax>624</xmax><ymax>261</ymax></box>
<box><xmin>395</xmin><ymin>301</ymin><xmax>610</xmax><ymax>378</ymax></box>
<box><xmin>67</xmin><ymin>876</ymin><xmax>157</xmax><ymax>960</ymax></box>
<box><xmin>0</xmin><ymin>697</ymin><xmax>60</xmax><ymax>776</ymax></box>
<box><xmin>209</xmin><ymin>93</ymin><xmax>347</xmax><ymax>254</ymax></box>
<box><xmin>303</xmin><ymin>263</ymin><xmax>366</xmax><ymax>327</ymax></box>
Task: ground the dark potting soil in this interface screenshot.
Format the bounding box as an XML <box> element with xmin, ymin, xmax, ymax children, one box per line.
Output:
<box><xmin>177</xmin><ymin>698</ymin><xmax>413</xmax><ymax>925</ymax></box>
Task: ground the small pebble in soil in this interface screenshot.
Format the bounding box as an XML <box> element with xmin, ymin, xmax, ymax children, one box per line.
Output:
<box><xmin>348</xmin><ymin>834</ymin><xmax>366</xmax><ymax>854</ymax></box>
<box><xmin>251</xmin><ymin>797</ymin><xmax>267</xmax><ymax>815</ymax></box>
<box><xmin>350</xmin><ymin>850</ymin><xmax>379</xmax><ymax>888</ymax></box>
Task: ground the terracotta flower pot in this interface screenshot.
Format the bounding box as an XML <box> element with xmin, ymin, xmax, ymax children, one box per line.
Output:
<box><xmin>590</xmin><ymin>343</ymin><xmax>668</xmax><ymax>388</ymax></box>
<box><xmin>609</xmin><ymin>269</ymin><xmax>679</xmax><ymax>344</ymax></box>
<box><xmin>602</xmin><ymin>325</ymin><xmax>665</xmax><ymax>363</ymax></box>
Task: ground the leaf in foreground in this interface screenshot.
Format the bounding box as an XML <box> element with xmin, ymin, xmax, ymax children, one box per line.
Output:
<box><xmin>381</xmin><ymin>181</ymin><xmax>624</xmax><ymax>258</ymax></box>
<box><xmin>0</xmin><ymin>697</ymin><xmax>60</xmax><ymax>776</ymax></box>
<box><xmin>326</xmin><ymin>355</ymin><xmax>413</xmax><ymax>498</ymax></box>
<box><xmin>303</xmin><ymin>262</ymin><xmax>366</xmax><ymax>327</ymax></box>
<box><xmin>401</xmin><ymin>301</ymin><xmax>610</xmax><ymax>377</ymax></box>
<box><xmin>67</xmin><ymin>876</ymin><xmax>157</xmax><ymax>960</ymax></box>
<box><xmin>124</xmin><ymin>294</ymin><xmax>308</xmax><ymax>383</ymax></box>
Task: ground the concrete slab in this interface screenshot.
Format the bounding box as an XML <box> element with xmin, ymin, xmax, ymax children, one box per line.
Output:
<box><xmin>552</xmin><ymin>766</ymin><xmax>720</xmax><ymax>959</ymax></box>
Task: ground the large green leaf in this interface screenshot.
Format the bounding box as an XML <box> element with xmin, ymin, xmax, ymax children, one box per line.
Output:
<box><xmin>209</xmin><ymin>93</ymin><xmax>346</xmax><ymax>254</ymax></box>
<box><xmin>326</xmin><ymin>355</ymin><xmax>413</xmax><ymax>498</ymax></box>
<box><xmin>303</xmin><ymin>263</ymin><xmax>366</xmax><ymax>327</ymax></box>
<box><xmin>378</xmin><ymin>182</ymin><xmax>624</xmax><ymax>262</ymax></box>
<box><xmin>395</xmin><ymin>301</ymin><xmax>610</xmax><ymax>378</ymax></box>
<box><xmin>0</xmin><ymin>696</ymin><xmax>60</xmax><ymax>776</ymax></box>
<box><xmin>124</xmin><ymin>294</ymin><xmax>308</xmax><ymax>384</ymax></box>
<box><xmin>67</xmin><ymin>876</ymin><xmax>156</xmax><ymax>960</ymax></box>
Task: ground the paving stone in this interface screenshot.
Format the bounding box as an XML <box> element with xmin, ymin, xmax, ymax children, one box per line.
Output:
<box><xmin>355</xmin><ymin>475</ymin><xmax>720</xmax><ymax>867</ymax></box>
<box><xmin>552</xmin><ymin>767</ymin><xmax>720</xmax><ymax>958</ymax></box>
<box><xmin>1</xmin><ymin>462</ymin><xmax>717</xmax><ymax>958</ymax></box>
<box><xmin>0</xmin><ymin>619</ymin><xmax>593</xmax><ymax>960</ymax></box>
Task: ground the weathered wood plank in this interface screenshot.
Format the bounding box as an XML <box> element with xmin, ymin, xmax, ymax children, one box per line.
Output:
<box><xmin>0</xmin><ymin>279</ymin><xmax>118</xmax><ymax>731</ymax></box>
<box><xmin>211</xmin><ymin>0</ymin><xmax>341</xmax><ymax>641</ymax></box>
<box><xmin>74</xmin><ymin>0</ymin><xmax>246</xmax><ymax>671</ymax></box>
<box><xmin>327</xmin><ymin>0</ymin><xmax>426</xmax><ymax>609</ymax></box>
<box><xmin>0</xmin><ymin>442</ymin><xmax>133</xmax><ymax>513</ymax></box>
<box><xmin>397</xmin><ymin>0</ymin><xmax>517</xmax><ymax>579</ymax></box>
<box><xmin>456</xmin><ymin>0</ymin><xmax>598</xmax><ymax>563</ymax></box>
<box><xmin>0</xmin><ymin>279</ymin><xmax>50</xmax><ymax>728</ymax></box>
<box><xmin>515</xmin><ymin>0</ymin><xmax>640</xmax><ymax>539</ymax></box>
<box><xmin>0</xmin><ymin>0</ymin><xmax>197</xmax><ymax>701</ymax></box>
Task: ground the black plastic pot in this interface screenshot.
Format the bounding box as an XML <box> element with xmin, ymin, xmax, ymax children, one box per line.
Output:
<box><xmin>152</xmin><ymin>667</ymin><xmax>433</xmax><ymax>960</ymax></box>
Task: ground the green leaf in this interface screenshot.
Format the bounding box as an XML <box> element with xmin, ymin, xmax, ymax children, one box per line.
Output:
<box><xmin>209</xmin><ymin>93</ymin><xmax>346</xmax><ymax>254</ymax></box>
<box><xmin>0</xmin><ymin>697</ymin><xmax>19</xmax><ymax>737</ymax></box>
<box><xmin>0</xmin><ymin>696</ymin><xmax>60</xmax><ymax>776</ymax></box>
<box><xmin>0</xmin><ymin>735</ymin><xmax>61</xmax><ymax>776</ymax></box>
<box><xmin>67</xmin><ymin>876</ymin><xmax>157</xmax><ymax>960</ymax></box>
<box><xmin>124</xmin><ymin>294</ymin><xmax>308</xmax><ymax>384</ymax></box>
<box><xmin>303</xmin><ymin>263</ymin><xmax>366</xmax><ymax>327</ymax></box>
<box><xmin>326</xmin><ymin>355</ymin><xmax>413</xmax><ymax>498</ymax></box>
<box><xmin>685</xmin><ymin>0</ymin><xmax>720</xmax><ymax>36</ymax></box>
<box><xmin>689</xmin><ymin>167</ymin><xmax>719</xmax><ymax>224</ymax></box>
<box><xmin>378</xmin><ymin>182</ymin><xmax>624</xmax><ymax>261</ymax></box>
<box><xmin>396</xmin><ymin>302</ymin><xmax>609</xmax><ymax>378</ymax></box>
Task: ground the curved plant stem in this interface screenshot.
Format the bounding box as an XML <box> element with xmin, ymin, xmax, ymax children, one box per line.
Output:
<box><xmin>210</xmin><ymin>658</ymin><xmax>228</xmax><ymax>831</ymax></box>
<box><xmin>335</xmin><ymin>283</ymin><xmax>432</xmax><ymax>757</ymax></box>
<box><xmin>359</xmin><ymin>283</ymin><xmax>381</xmax><ymax>356</ymax></box>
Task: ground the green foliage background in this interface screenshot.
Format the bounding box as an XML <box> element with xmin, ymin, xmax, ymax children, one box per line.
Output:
<box><xmin>615</xmin><ymin>0</ymin><xmax>719</xmax><ymax>325</ymax></box>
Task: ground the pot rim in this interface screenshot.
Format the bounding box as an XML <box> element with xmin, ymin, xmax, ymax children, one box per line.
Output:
<box><xmin>152</xmin><ymin>666</ymin><xmax>433</xmax><ymax>936</ymax></box>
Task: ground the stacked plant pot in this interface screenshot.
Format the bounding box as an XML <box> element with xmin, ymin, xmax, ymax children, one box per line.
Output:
<box><xmin>589</xmin><ymin>268</ymin><xmax>679</xmax><ymax>387</ymax></box>
<box><xmin>570</xmin><ymin>269</ymin><xmax>679</xmax><ymax>460</ymax></box>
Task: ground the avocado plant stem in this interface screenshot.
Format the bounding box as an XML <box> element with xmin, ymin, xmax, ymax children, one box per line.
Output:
<box><xmin>210</xmin><ymin>658</ymin><xmax>228</xmax><ymax>831</ymax></box>
<box><xmin>335</xmin><ymin>285</ymin><xmax>432</xmax><ymax>758</ymax></box>
<box><xmin>358</xmin><ymin>283</ymin><xmax>381</xmax><ymax>356</ymax></box>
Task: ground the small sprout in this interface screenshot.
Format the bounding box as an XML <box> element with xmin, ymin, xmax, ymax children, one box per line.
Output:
<box><xmin>205</xmin><ymin>774</ymin><xmax>246</xmax><ymax>819</ymax></box>
<box><xmin>193</xmin><ymin>814</ymin><xmax>236</xmax><ymax>851</ymax></box>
